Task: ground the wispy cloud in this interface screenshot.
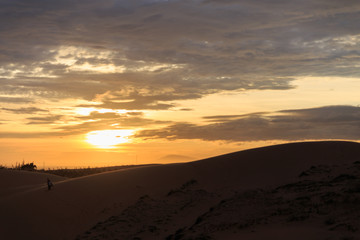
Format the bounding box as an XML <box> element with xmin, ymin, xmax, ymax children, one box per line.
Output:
<box><xmin>1</xmin><ymin>107</ymin><xmax>48</xmax><ymax>114</ymax></box>
<box><xmin>26</xmin><ymin>115</ymin><xmax>63</xmax><ymax>125</ymax></box>
<box><xmin>57</xmin><ymin>111</ymin><xmax>170</xmax><ymax>135</ymax></box>
<box><xmin>1</xmin><ymin>110</ymin><xmax>170</xmax><ymax>137</ymax></box>
<box><xmin>136</xmin><ymin>106</ymin><xmax>360</xmax><ymax>141</ymax></box>
<box><xmin>2</xmin><ymin>105</ymin><xmax>359</xmax><ymax>141</ymax></box>
<box><xmin>0</xmin><ymin>96</ymin><xmax>33</xmax><ymax>103</ymax></box>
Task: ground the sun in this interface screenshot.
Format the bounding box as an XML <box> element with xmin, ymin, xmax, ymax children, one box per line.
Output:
<box><xmin>85</xmin><ymin>130</ymin><xmax>134</xmax><ymax>149</ymax></box>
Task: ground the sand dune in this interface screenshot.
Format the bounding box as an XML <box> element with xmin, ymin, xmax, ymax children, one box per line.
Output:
<box><xmin>0</xmin><ymin>170</ymin><xmax>67</xmax><ymax>198</ymax></box>
<box><xmin>1</xmin><ymin>141</ymin><xmax>359</xmax><ymax>240</ymax></box>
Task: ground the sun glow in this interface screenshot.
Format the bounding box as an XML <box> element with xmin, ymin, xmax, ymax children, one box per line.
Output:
<box><xmin>85</xmin><ymin>130</ymin><xmax>134</xmax><ymax>149</ymax></box>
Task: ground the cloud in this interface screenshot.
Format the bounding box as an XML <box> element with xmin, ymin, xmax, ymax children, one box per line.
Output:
<box><xmin>2</xmin><ymin>0</ymin><xmax>360</xmax><ymax>109</ymax></box>
<box><xmin>0</xmin><ymin>132</ymin><xmax>56</xmax><ymax>138</ymax></box>
<box><xmin>56</xmin><ymin>111</ymin><xmax>170</xmax><ymax>135</ymax></box>
<box><xmin>81</xmin><ymin>100</ymin><xmax>175</xmax><ymax>111</ymax></box>
<box><xmin>136</xmin><ymin>106</ymin><xmax>360</xmax><ymax>142</ymax></box>
<box><xmin>77</xmin><ymin>111</ymin><xmax>123</xmax><ymax>120</ymax></box>
<box><xmin>3</xmin><ymin>105</ymin><xmax>360</xmax><ymax>141</ymax></box>
<box><xmin>202</xmin><ymin>112</ymin><xmax>267</xmax><ymax>122</ymax></box>
<box><xmin>1</xmin><ymin>110</ymin><xmax>170</xmax><ymax>138</ymax></box>
<box><xmin>76</xmin><ymin>111</ymin><xmax>152</xmax><ymax>121</ymax></box>
<box><xmin>26</xmin><ymin>115</ymin><xmax>63</xmax><ymax>125</ymax></box>
<box><xmin>56</xmin><ymin>118</ymin><xmax>167</xmax><ymax>136</ymax></box>
<box><xmin>179</xmin><ymin>108</ymin><xmax>193</xmax><ymax>111</ymax></box>
<box><xmin>1</xmin><ymin>107</ymin><xmax>48</xmax><ymax>114</ymax></box>
<box><xmin>0</xmin><ymin>96</ymin><xmax>33</xmax><ymax>103</ymax></box>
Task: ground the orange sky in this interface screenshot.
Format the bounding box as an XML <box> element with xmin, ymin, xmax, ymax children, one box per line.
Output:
<box><xmin>1</xmin><ymin>0</ymin><xmax>360</xmax><ymax>168</ymax></box>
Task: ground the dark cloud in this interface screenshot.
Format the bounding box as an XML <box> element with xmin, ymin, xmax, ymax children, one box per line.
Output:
<box><xmin>26</xmin><ymin>115</ymin><xmax>63</xmax><ymax>125</ymax></box>
<box><xmin>0</xmin><ymin>96</ymin><xmax>33</xmax><ymax>103</ymax></box>
<box><xmin>0</xmin><ymin>131</ymin><xmax>56</xmax><ymax>138</ymax></box>
<box><xmin>136</xmin><ymin>106</ymin><xmax>360</xmax><ymax>141</ymax></box>
<box><xmin>142</xmin><ymin>13</ymin><xmax>163</xmax><ymax>23</ymax></box>
<box><xmin>202</xmin><ymin>113</ymin><xmax>267</xmax><ymax>122</ymax></box>
<box><xmin>126</xmin><ymin>111</ymin><xmax>144</xmax><ymax>116</ymax></box>
<box><xmin>179</xmin><ymin>108</ymin><xmax>193</xmax><ymax>111</ymax></box>
<box><xmin>1</xmin><ymin>0</ymin><xmax>360</xmax><ymax>109</ymax></box>
<box><xmin>1</xmin><ymin>107</ymin><xmax>48</xmax><ymax>114</ymax></box>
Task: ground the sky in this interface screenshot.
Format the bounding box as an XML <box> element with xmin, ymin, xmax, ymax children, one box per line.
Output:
<box><xmin>1</xmin><ymin>0</ymin><xmax>360</xmax><ymax>168</ymax></box>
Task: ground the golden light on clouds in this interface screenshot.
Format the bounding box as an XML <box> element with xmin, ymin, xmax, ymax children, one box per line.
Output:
<box><xmin>2</xmin><ymin>0</ymin><xmax>360</xmax><ymax>168</ymax></box>
<box><xmin>49</xmin><ymin>45</ymin><xmax>184</xmax><ymax>75</ymax></box>
<box><xmin>85</xmin><ymin>129</ymin><xmax>134</xmax><ymax>149</ymax></box>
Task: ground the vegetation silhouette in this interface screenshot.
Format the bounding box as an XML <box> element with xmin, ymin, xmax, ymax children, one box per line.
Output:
<box><xmin>0</xmin><ymin>162</ymin><xmax>156</xmax><ymax>178</ymax></box>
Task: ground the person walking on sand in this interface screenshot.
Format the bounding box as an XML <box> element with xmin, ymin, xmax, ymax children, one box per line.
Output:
<box><xmin>47</xmin><ymin>178</ymin><xmax>53</xmax><ymax>190</ymax></box>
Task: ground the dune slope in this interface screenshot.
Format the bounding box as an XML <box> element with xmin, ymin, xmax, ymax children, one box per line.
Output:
<box><xmin>0</xmin><ymin>170</ymin><xmax>67</xmax><ymax>198</ymax></box>
<box><xmin>0</xmin><ymin>141</ymin><xmax>359</xmax><ymax>240</ymax></box>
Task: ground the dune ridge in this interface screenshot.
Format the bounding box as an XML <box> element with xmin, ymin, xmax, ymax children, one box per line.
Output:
<box><xmin>0</xmin><ymin>141</ymin><xmax>359</xmax><ymax>240</ymax></box>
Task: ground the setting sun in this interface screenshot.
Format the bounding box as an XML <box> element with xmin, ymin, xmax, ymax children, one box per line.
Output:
<box><xmin>85</xmin><ymin>130</ymin><xmax>134</xmax><ymax>149</ymax></box>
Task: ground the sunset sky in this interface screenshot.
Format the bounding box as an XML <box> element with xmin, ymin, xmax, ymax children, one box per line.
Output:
<box><xmin>1</xmin><ymin>0</ymin><xmax>360</xmax><ymax>168</ymax></box>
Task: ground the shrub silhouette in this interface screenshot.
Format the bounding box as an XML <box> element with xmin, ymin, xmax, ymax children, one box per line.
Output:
<box><xmin>20</xmin><ymin>162</ymin><xmax>37</xmax><ymax>171</ymax></box>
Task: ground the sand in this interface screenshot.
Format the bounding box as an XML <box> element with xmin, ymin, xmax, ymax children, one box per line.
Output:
<box><xmin>0</xmin><ymin>170</ymin><xmax>67</xmax><ymax>198</ymax></box>
<box><xmin>1</xmin><ymin>141</ymin><xmax>360</xmax><ymax>240</ymax></box>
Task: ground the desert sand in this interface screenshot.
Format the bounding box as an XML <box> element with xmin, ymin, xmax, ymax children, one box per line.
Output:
<box><xmin>1</xmin><ymin>141</ymin><xmax>360</xmax><ymax>240</ymax></box>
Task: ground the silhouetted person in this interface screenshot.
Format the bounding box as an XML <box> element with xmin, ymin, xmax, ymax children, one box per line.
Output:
<box><xmin>47</xmin><ymin>178</ymin><xmax>53</xmax><ymax>190</ymax></box>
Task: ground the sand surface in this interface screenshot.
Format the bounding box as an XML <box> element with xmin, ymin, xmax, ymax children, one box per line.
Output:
<box><xmin>1</xmin><ymin>141</ymin><xmax>360</xmax><ymax>240</ymax></box>
<box><xmin>0</xmin><ymin>170</ymin><xmax>67</xmax><ymax>198</ymax></box>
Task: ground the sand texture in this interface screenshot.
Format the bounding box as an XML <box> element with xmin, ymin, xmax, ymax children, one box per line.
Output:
<box><xmin>1</xmin><ymin>141</ymin><xmax>360</xmax><ymax>240</ymax></box>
